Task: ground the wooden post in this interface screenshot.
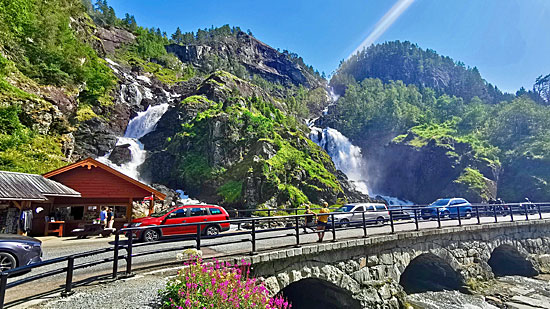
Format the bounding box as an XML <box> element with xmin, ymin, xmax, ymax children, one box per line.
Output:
<box><xmin>126</xmin><ymin>198</ymin><xmax>133</xmax><ymax>222</ymax></box>
<box><xmin>148</xmin><ymin>193</ymin><xmax>155</xmax><ymax>216</ymax></box>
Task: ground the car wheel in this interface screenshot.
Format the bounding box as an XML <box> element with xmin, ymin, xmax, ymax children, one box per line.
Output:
<box><xmin>443</xmin><ymin>210</ymin><xmax>451</xmax><ymax>218</ymax></box>
<box><xmin>0</xmin><ymin>252</ymin><xmax>17</xmax><ymax>271</ymax></box>
<box><xmin>465</xmin><ymin>210</ymin><xmax>472</xmax><ymax>218</ymax></box>
<box><xmin>376</xmin><ymin>217</ymin><xmax>385</xmax><ymax>225</ymax></box>
<box><xmin>142</xmin><ymin>229</ymin><xmax>160</xmax><ymax>242</ymax></box>
<box><xmin>204</xmin><ymin>225</ymin><xmax>220</xmax><ymax>236</ymax></box>
<box><xmin>339</xmin><ymin>219</ymin><xmax>350</xmax><ymax>228</ymax></box>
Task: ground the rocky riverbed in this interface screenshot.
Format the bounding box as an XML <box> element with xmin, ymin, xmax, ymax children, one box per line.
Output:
<box><xmin>407</xmin><ymin>275</ymin><xmax>550</xmax><ymax>309</ymax></box>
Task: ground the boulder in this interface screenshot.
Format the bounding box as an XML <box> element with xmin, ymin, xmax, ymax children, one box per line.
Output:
<box><xmin>108</xmin><ymin>143</ymin><xmax>132</xmax><ymax>165</ymax></box>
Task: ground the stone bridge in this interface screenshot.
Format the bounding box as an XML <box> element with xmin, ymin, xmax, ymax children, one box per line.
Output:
<box><xmin>235</xmin><ymin>220</ymin><xmax>550</xmax><ymax>308</ymax></box>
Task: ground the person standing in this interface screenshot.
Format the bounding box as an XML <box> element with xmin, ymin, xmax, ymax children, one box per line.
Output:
<box><xmin>316</xmin><ymin>202</ymin><xmax>330</xmax><ymax>242</ymax></box>
<box><xmin>303</xmin><ymin>205</ymin><xmax>316</xmax><ymax>233</ymax></box>
<box><xmin>107</xmin><ymin>208</ymin><xmax>114</xmax><ymax>229</ymax></box>
<box><xmin>100</xmin><ymin>207</ymin><xmax>107</xmax><ymax>227</ymax></box>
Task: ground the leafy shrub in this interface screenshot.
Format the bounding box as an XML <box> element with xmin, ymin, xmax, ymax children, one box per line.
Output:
<box><xmin>218</xmin><ymin>181</ymin><xmax>243</xmax><ymax>203</ymax></box>
<box><xmin>160</xmin><ymin>258</ymin><xmax>291</xmax><ymax>309</ymax></box>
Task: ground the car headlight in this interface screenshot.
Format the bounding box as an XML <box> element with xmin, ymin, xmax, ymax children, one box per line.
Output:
<box><xmin>134</xmin><ymin>223</ymin><xmax>142</xmax><ymax>227</ymax></box>
<box><xmin>17</xmin><ymin>243</ymin><xmax>39</xmax><ymax>250</ymax></box>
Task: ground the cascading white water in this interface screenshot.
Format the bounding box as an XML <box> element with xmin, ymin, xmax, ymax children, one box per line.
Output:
<box><xmin>98</xmin><ymin>103</ymin><xmax>169</xmax><ymax>181</ymax></box>
<box><xmin>310</xmin><ymin>126</ymin><xmax>369</xmax><ymax>194</ymax></box>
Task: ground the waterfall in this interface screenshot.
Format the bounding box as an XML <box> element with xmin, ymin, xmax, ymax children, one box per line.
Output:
<box><xmin>98</xmin><ymin>103</ymin><xmax>170</xmax><ymax>181</ymax></box>
<box><xmin>310</xmin><ymin>126</ymin><xmax>369</xmax><ymax>194</ymax></box>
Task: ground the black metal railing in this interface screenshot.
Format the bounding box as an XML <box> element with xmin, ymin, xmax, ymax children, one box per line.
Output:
<box><xmin>1</xmin><ymin>202</ymin><xmax>549</xmax><ymax>308</ymax></box>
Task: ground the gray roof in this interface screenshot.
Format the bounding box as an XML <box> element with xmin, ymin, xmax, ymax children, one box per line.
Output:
<box><xmin>0</xmin><ymin>171</ymin><xmax>81</xmax><ymax>201</ymax></box>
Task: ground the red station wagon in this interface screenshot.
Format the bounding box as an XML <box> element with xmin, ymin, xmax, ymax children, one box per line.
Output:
<box><xmin>125</xmin><ymin>205</ymin><xmax>231</xmax><ymax>242</ymax></box>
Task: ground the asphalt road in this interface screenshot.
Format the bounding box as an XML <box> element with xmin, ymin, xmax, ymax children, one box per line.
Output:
<box><xmin>6</xmin><ymin>210</ymin><xmax>550</xmax><ymax>308</ymax></box>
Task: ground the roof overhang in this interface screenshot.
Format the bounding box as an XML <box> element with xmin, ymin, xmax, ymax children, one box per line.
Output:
<box><xmin>44</xmin><ymin>158</ymin><xmax>166</xmax><ymax>200</ymax></box>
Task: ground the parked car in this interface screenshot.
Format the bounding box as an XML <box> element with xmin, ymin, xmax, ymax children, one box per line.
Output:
<box><xmin>125</xmin><ymin>205</ymin><xmax>231</xmax><ymax>242</ymax></box>
<box><xmin>0</xmin><ymin>234</ymin><xmax>42</xmax><ymax>272</ymax></box>
<box><xmin>388</xmin><ymin>205</ymin><xmax>412</xmax><ymax>220</ymax></box>
<box><xmin>331</xmin><ymin>203</ymin><xmax>390</xmax><ymax>227</ymax></box>
<box><xmin>421</xmin><ymin>198</ymin><xmax>472</xmax><ymax>219</ymax></box>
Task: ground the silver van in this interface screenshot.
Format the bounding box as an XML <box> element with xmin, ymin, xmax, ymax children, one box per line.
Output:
<box><xmin>331</xmin><ymin>203</ymin><xmax>389</xmax><ymax>227</ymax></box>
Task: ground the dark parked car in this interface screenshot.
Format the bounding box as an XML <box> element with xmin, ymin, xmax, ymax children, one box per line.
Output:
<box><xmin>388</xmin><ymin>206</ymin><xmax>412</xmax><ymax>220</ymax></box>
<box><xmin>0</xmin><ymin>234</ymin><xmax>42</xmax><ymax>271</ymax></box>
<box><xmin>125</xmin><ymin>204</ymin><xmax>231</xmax><ymax>242</ymax></box>
<box><xmin>421</xmin><ymin>198</ymin><xmax>473</xmax><ymax>219</ymax></box>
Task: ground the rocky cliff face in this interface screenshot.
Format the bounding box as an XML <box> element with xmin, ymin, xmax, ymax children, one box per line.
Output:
<box><xmin>365</xmin><ymin>131</ymin><xmax>499</xmax><ymax>204</ymax></box>
<box><xmin>138</xmin><ymin>71</ymin><xmax>366</xmax><ymax>208</ymax></box>
<box><xmin>499</xmin><ymin>156</ymin><xmax>550</xmax><ymax>202</ymax></box>
<box><xmin>71</xmin><ymin>55</ymin><xmax>178</xmax><ymax>159</ymax></box>
<box><xmin>166</xmin><ymin>32</ymin><xmax>324</xmax><ymax>89</ymax></box>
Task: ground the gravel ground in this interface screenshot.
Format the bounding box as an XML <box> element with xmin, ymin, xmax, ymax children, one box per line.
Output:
<box><xmin>32</xmin><ymin>272</ymin><xmax>172</xmax><ymax>309</ymax></box>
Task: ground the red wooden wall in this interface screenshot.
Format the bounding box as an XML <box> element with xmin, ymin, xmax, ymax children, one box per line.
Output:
<box><xmin>49</xmin><ymin>166</ymin><xmax>153</xmax><ymax>199</ymax></box>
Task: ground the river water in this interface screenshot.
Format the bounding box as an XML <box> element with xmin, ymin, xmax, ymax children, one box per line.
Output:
<box><xmin>407</xmin><ymin>275</ymin><xmax>550</xmax><ymax>309</ymax></box>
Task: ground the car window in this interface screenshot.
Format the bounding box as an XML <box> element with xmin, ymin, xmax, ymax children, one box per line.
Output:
<box><xmin>431</xmin><ymin>198</ymin><xmax>451</xmax><ymax>206</ymax></box>
<box><xmin>451</xmin><ymin>200</ymin><xmax>463</xmax><ymax>205</ymax></box>
<box><xmin>375</xmin><ymin>205</ymin><xmax>387</xmax><ymax>211</ymax></box>
<box><xmin>209</xmin><ymin>208</ymin><xmax>222</xmax><ymax>215</ymax></box>
<box><xmin>366</xmin><ymin>205</ymin><xmax>375</xmax><ymax>211</ymax></box>
<box><xmin>353</xmin><ymin>206</ymin><xmax>365</xmax><ymax>212</ymax></box>
<box><xmin>190</xmin><ymin>208</ymin><xmax>208</xmax><ymax>216</ymax></box>
<box><xmin>335</xmin><ymin>205</ymin><xmax>355</xmax><ymax>212</ymax></box>
<box><xmin>169</xmin><ymin>208</ymin><xmax>187</xmax><ymax>218</ymax></box>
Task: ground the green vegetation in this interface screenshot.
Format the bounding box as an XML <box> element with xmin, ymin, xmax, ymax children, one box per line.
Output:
<box><xmin>0</xmin><ymin>0</ymin><xmax>116</xmax><ymax>106</ymax></box>
<box><xmin>331</xmin><ymin>40</ymin><xmax>510</xmax><ymax>103</ymax></box>
<box><xmin>0</xmin><ymin>105</ymin><xmax>65</xmax><ymax>174</ymax></box>
<box><xmin>454</xmin><ymin>168</ymin><xmax>491</xmax><ymax>201</ymax></box>
<box><xmin>217</xmin><ymin>181</ymin><xmax>243</xmax><ymax>203</ymax></box>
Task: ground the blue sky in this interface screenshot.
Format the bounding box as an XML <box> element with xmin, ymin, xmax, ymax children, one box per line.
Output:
<box><xmin>108</xmin><ymin>0</ymin><xmax>550</xmax><ymax>93</ymax></box>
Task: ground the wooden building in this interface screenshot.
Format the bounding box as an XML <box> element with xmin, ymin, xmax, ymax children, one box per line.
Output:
<box><xmin>0</xmin><ymin>171</ymin><xmax>81</xmax><ymax>235</ymax></box>
<box><xmin>42</xmin><ymin>158</ymin><xmax>166</xmax><ymax>234</ymax></box>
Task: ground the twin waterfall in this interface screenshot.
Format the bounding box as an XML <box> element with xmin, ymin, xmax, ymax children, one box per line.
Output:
<box><xmin>98</xmin><ymin>103</ymin><xmax>169</xmax><ymax>181</ymax></box>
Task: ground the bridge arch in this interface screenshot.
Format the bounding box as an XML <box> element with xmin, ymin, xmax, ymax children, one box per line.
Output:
<box><xmin>277</xmin><ymin>278</ymin><xmax>361</xmax><ymax>309</ymax></box>
<box><xmin>488</xmin><ymin>244</ymin><xmax>538</xmax><ymax>277</ymax></box>
<box><xmin>399</xmin><ymin>253</ymin><xmax>465</xmax><ymax>294</ymax></box>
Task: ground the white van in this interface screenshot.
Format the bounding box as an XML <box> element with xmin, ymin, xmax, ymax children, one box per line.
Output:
<box><xmin>331</xmin><ymin>203</ymin><xmax>389</xmax><ymax>227</ymax></box>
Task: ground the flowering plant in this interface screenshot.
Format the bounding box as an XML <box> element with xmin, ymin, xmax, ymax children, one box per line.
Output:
<box><xmin>160</xmin><ymin>258</ymin><xmax>291</xmax><ymax>309</ymax></box>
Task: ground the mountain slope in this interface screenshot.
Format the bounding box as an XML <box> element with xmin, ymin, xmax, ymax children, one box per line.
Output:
<box><xmin>324</xmin><ymin>42</ymin><xmax>550</xmax><ymax>203</ymax></box>
<box><xmin>330</xmin><ymin>41</ymin><xmax>511</xmax><ymax>104</ymax></box>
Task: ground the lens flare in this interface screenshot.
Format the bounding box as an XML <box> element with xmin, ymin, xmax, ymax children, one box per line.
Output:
<box><xmin>349</xmin><ymin>0</ymin><xmax>415</xmax><ymax>58</ymax></box>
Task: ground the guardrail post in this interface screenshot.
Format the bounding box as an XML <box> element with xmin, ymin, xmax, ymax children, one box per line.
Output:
<box><xmin>0</xmin><ymin>272</ymin><xmax>8</xmax><ymax>309</ymax></box>
<box><xmin>126</xmin><ymin>231</ymin><xmax>133</xmax><ymax>276</ymax></box>
<box><xmin>509</xmin><ymin>205</ymin><xmax>514</xmax><ymax>222</ymax></box>
<box><xmin>112</xmin><ymin>232</ymin><xmax>120</xmax><ymax>279</ymax></box>
<box><xmin>538</xmin><ymin>203</ymin><xmax>543</xmax><ymax>220</ymax></box>
<box><xmin>62</xmin><ymin>256</ymin><xmax>75</xmax><ymax>297</ymax></box>
<box><xmin>267</xmin><ymin>209</ymin><xmax>271</xmax><ymax>228</ymax></box>
<box><xmin>250</xmin><ymin>219</ymin><xmax>257</xmax><ymax>255</ymax></box>
<box><xmin>457</xmin><ymin>207</ymin><xmax>462</xmax><ymax>226</ymax></box>
<box><xmin>294</xmin><ymin>216</ymin><xmax>300</xmax><ymax>247</ymax></box>
<box><xmin>493</xmin><ymin>205</ymin><xmax>498</xmax><ymax>223</ymax></box>
<box><xmin>476</xmin><ymin>206</ymin><xmax>481</xmax><ymax>225</ymax></box>
<box><xmin>413</xmin><ymin>209</ymin><xmax>419</xmax><ymax>231</ymax></box>
<box><xmin>331</xmin><ymin>214</ymin><xmax>336</xmax><ymax>242</ymax></box>
<box><xmin>389</xmin><ymin>210</ymin><xmax>394</xmax><ymax>234</ymax></box>
<box><xmin>436</xmin><ymin>208</ymin><xmax>441</xmax><ymax>228</ymax></box>
<box><xmin>196</xmin><ymin>224</ymin><xmax>202</xmax><ymax>250</ymax></box>
<box><xmin>525</xmin><ymin>204</ymin><xmax>530</xmax><ymax>221</ymax></box>
<box><xmin>363</xmin><ymin>211</ymin><xmax>368</xmax><ymax>237</ymax></box>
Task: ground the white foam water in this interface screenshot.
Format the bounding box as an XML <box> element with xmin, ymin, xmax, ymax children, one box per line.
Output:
<box><xmin>310</xmin><ymin>126</ymin><xmax>369</xmax><ymax>194</ymax></box>
<box><xmin>98</xmin><ymin>103</ymin><xmax>169</xmax><ymax>181</ymax></box>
